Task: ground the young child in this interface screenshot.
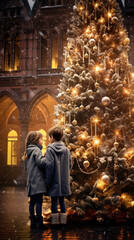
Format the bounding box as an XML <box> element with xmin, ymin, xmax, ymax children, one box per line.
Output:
<box><xmin>23</xmin><ymin>131</ymin><xmax>47</xmax><ymax>228</ymax></box>
<box><xmin>45</xmin><ymin>126</ymin><xmax>72</xmax><ymax>225</ymax></box>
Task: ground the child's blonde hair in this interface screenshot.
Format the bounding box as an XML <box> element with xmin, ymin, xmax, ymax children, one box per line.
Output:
<box><xmin>22</xmin><ymin>131</ymin><xmax>43</xmax><ymax>160</ymax></box>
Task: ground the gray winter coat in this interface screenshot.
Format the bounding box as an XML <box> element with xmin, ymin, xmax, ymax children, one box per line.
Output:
<box><xmin>45</xmin><ymin>141</ymin><xmax>72</xmax><ymax>197</ymax></box>
<box><xmin>25</xmin><ymin>144</ymin><xmax>47</xmax><ymax>197</ymax></box>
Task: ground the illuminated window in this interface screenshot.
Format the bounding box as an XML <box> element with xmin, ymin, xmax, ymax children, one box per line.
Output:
<box><xmin>4</xmin><ymin>35</ymin><xmax>12</xmax><ymax>71</ymax></box>
<box><xmin>39</xmin><ymin>129</ymin><xmax>47</xmax><ymax>155</ymax></box>
<box><xmin>7</xmin><ymin>130</ymin><xmax>18</xmax><ymax>166</ymax></box>
<box><xmin>41</xmin><ymin>33</ymin><xmax>48</xmax><ymax>68</ymax></box>
<box><xmin>14</xmin><ymin>34</ymin><xmax>20</xmax><ymax>70</ymax></box>
<box><xmin>51</xmin><ymin>32</ymin><xmax>58</xmax><ymax>69</ymax></box>
<box><xmin>62</xmin><ymin>34</ymin><xmax>67</xmax><ymax>67</ymax></box>
<box><xmin>4</xmin><ymin>34</ymin><xmax>20</xmax><ymax>71</ymax></box>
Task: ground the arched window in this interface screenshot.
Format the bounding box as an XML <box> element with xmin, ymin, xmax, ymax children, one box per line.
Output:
<box><xmin>14</xmin><ymin>34</ymin><xmax>20</xmax><ymax>70</ymax></box>
<box><xmin>51</xmin><ymin>32</ymin><xmax>58</xmax><ymax>69</ymax></box>
<box><xmin>4</xmin><ymin>34</ymin><xmax>20</xmax><ymax>71</ymax></box>
<box><xmin>7</xmin><ymin>130</ymin><xmax>18</xmax><ymax>165</ymax></box>
<box><xmin>4</xmin><ymin>34</ymin><xmax>12</xmax><ymax>71</ymax></box>
<box><xmin>41</xmin><ymin>32</ymin><xmax>48</xmax><ymax>68</ymax></box>
<box><xmin>39</xmin><ymin>129</ymin><xmax>47</xmax><ymax>155</ymax></box>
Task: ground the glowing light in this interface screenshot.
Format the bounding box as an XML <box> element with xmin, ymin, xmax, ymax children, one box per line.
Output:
<box><xmin>85</xmin><ymin>27</ymin><xmax>90</xmax><ymax>33</ymax></box>
<box><xmin>81</xmin><ymin>133</ymin><xmax>86</xmax><ymax>140</ymax></box>
<box><xmin>65</xmin><ymin>127</ymin><xmax>71</xmax><ymax>134</ymax></box>
<box><xmin>97</xmin><ymin>179</ymin><xmax>106</xmax><ymax>190</ymax></box>
<box><xmin>131</xmin><ymin>201</ymin><xmax>134</xmax><ymax>207</ymax></box>
<box><xmin>95</xmin><ymin>65</ymin><xmax>100</xmax><ymax>72</ymax></box>
<box><xmin>108</xmin><ymin>12</ymin><xmax>112</xmax><ymax>18</ymax></box>
<box><xmin>79</xmin><ymin>6</ymin><xmax>84</xmax><ymax>11</ymax></box>
<box><xmin>85</xmin><ymin>11</ymin><xmax>89</xmax><ymax>16</ymax></box>
<box><xmin>93</xmin><ymin>117</ymin><xmax>100</xmax><ymax>123</ymax></box>
<box><xmin>131</xmin><ymin>72</ymin><xmax>134</xmax><ymax>78</ymax></box>
<box><xmin>68</xmin><ymin>57</ymin><xmax>73</xmax><ymax>64</ymax></box>
<box><xmin>105</xmin><ymin>77</ymin><xmax>110</xmax><ymax>82</ymax></box>
<box><xmin>76</xmin><ymin>151</ymin><xmax>80</xmax><ymax>157</ymax></box>
<box><xmin>94</xmin><ymin>3</ymin><xmax>99</xmax><ymax>8</ymax></box>
<box><xmin>93</xmin><ymin>137</ymin><xmax>101</xmax><ymax>146</ymax></box>
<box><xmin>124</xmin><ymin>149</ymin><xmax>134</xmax><ymax>160</ymax></box>
<box><xmin>115</xmin><ymin>130</ymin><xmax>120</xmax><ymax>136</ymax></box>
<box><xmin>123</xmin><ymin>88</ymin><xmax>130</xmax><ymax>95</ymax></box>
<box><xmin>121</xmin><ymin>193</ymin><xmax>128</xmax><ymax>199</ymax></box>
<box><xmin>99</xmin><ymin>17</ymin><xmax>105</xmax><ymax>23</ymax></box>
<box><xmin>72</xmin><ymin>88</ymin><xmax>78</xmax><ymax>96</ymax></box>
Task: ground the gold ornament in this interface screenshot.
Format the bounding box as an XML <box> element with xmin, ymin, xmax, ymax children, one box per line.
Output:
<box><xmin>87</xmin><ymin>89</ymin><xmax>93</xmax><ymax>95</ymax></box>
<box><xmin>72</xmin><ymin>119</ymin><xmax>77</xmax><ymax>125</ymax></box>
<box><xmin>86</xmin><ymin>143</ymin><xmax>91</xmax><ymax>148</ymax></box>
<box><xmin>66</xmin><ymin>88</ymin><xmax>71</xmax><ymax>93</ymax></box>
<box><xmin>89</xmin><ymin>38</ymin><xmax>96</xmax><ymax>47</ymax></box>
<box><xmin>101</xmin><ymin>96</ymin><xmax>111</xmax><ymax>106</ymax></box>
<box><xmin>84</xmin><ymin>53</ymin><xmax>88</xmax><ymax>58</ymax></box>
<box><xmin>80</xmin><ymin>104</ymin><xmax>84</xmax><ymax>110</ymax></box>
<box><xmin>93</xmin><ymin>45</ymin><xmax>98</xmax><ymax>51</ymax></box>
<box><xmin>94</xmin><ymin>82</ymin><xmax>99</xmax><ymax>89</ymax></box>
<box><xmin>92</xmin><ymin>197</ymin><xmax>99</xmax><ymax>204</ymax></box>
<box><xmin>83</xmin><ymin>160</ymin><xmax>90</xmax><ymax>168</ymax></box>
<box><xmin>101</xmin><ymin>133</ymin><xmax>106</xmax><ymax>141</ymax></box>
<box><xmin>101</xmin><ymin>174</ymin><xmax>110</xmax><ymax>183</ymax></box>
<box><xmin>114</xmin><ymin>142</ymin><xmax>119</xmax><ymax>148</ymax></box>
<box><xmin>68</xmin><ymin>103</ymin><xmax>72</xmax><ymax>109</ymax></box>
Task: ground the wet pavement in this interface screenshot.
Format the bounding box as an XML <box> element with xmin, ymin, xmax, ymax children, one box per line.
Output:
<box><xmin>0</xmin><ymin>187</ymin><xmax>134</xmax><ymax>240</ymax></box>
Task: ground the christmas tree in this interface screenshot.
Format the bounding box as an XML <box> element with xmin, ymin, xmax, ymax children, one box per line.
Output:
<box><xmin>55</xmin><ymin>0</ymin><xmax>134</xmax><ymax>222</ymax></box>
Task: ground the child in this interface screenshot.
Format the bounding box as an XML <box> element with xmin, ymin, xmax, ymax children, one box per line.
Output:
<box><xmin>23</xmin><ymin>131</ymin><xmax>47</xmax><ymax>228</ymax></box>
<box><xmin>45</xmin><ymin>126</ymin><xmax>72</xmax><ymax>225</ymax></box>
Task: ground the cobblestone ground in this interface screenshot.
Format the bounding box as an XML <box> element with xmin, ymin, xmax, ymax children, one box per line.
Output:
<box><xmin>0</xmin><ymin>187</ymin><xmax>134</xmax><ymax>240</ymax></box>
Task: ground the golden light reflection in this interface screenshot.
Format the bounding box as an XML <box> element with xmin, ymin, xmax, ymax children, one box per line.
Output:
<box><xmin>97</xmin><ymin>179</ymin><xmax>106</xmax><ymax>190</ymax></box>
<box><xmin>72</xmin><ymin>88</ymin><xmax>78</xmax><ymax>96</ymax></box>
<box><xmin>124</xmin><ymin>148</ymin><xmax>134</xmax><ymax>160</ymax></box>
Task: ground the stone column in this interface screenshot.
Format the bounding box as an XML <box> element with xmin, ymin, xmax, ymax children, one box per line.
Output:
<box><xmin>17</xmin><ymin>116</ymin><xmax>29</xmax><ymax>185</ymax></box>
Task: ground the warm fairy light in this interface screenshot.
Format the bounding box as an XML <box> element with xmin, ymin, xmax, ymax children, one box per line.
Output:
<box><xmin>108</xmin><ymin>12</ymin><xmax>112</xmax><ymax>18</ymax></box>
<box><xmin>119</xmin><ymin>31</ymin><xmax>124</xmax><ymax>35</ymax></box>
<box><xmin>95</xmin><ymin>65</ymin><xmax>100</xmax><ymax>72</ymax></box>
<box><xmin>131</xmin><ymin>72</ymin><xmax>134</xmax><ymax>78</ymax></box>
<box><xmin>124</xmin><ymin>149</ymin><xmax>134</xmax><ymax>159</ymax></box>
<box><xmin>72</xmin><ymin>88</ymin><xmax>78</xmax><ymax>96</ymax></box>
<box><xmin>85</xmin><ymin>26</ymin><xmax>90</xmax><ymax>33</ymax></box>
<box><xmin>99</xmin><ymin>17</ymin><xmax>105</xmax><ymax>23</ymax></box>
<box><xmin>123</xmin><ymin>88</ymin><xmax>130</xmax><ymax>95</ymax></box>
<box><xmin>97</xmin><ymin>179</ymin><xmax>106</xmax><ymax>190</ymax></box>
<box><xmin>105</xmin><ymin>77</ymin><xmax>110</xmax><ymax>82</ymax></box>
<box><xmin>93</xmin><ymin>137</ymin><xmax>101</xmax><ymax>146</ymax></box>
<box><xmin>131</xmin><ymin>201</ymin><xmax>134</xmax><ymax>207</ymax></box>
<box><xmin>81</xmin><ymin>133</ymin><xmax>86</xmax><ymax>140</ymax></box>
<box><xmin>93</xmin><ymin>117</ymin><xmax>100</xmax><ymax>123</ymax></box>
<box><xmin>74</xmin><ymin>48</ymin><xmax>78</xmax><ymax>52</ymax></box>
<box><xmin>115</xmin><ymin>130</ymin><xmax>120</xmax><ymax>136</ymax></box>
<box><xmin>85</xmin><ymin>11</ymin><xmax>89</xmax><ymax>16</ymax></box>
<box><xmin>79</xmin><ymin>6</ymin><xmax>84</xmax><ymax>11</ymax></box>
<box><xmin>94</xmin><ymin>3</ymin><xmax>99</xmax><ymax>8</ymax></box>
<box><xmin>65</xmin><ymin>127</ymin><xmax>71</xmax><ymax>134</ymax></box>
<box><xmin>68</xmin><ymin>57</ymin><xmax>73</xmax><ymax>64</ymax></box>
<box><xmin>132</xmin><ymin>108</ymin><xmax>134</xmax><ymax>113</ymax></box>
<box><xmin>121</xmin><ymin>193</ymin><xmax>128</xmax><ymax>199</ymax></box>
<box><xmin>60</xmin><ymin>116</ymin><xmax>64</xmax><ymax>123</ymax></box>
<box><xmin>76</xmin><ymin>150</ymin><xmax>80</xmax><ymax>157</ymax></box>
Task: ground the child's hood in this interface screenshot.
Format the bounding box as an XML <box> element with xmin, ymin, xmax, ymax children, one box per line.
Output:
<box><xmin>26</xmin><ymin>144</ymin><xmax>41</xmax><ymax>156</ymax></box>
<box><xmin>48</xmin><ymin>141</ymin><xmax>66</xmax><ymax>153</ymax></box>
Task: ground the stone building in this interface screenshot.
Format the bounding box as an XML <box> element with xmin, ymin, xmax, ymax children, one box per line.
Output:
<box><xmin>0</xmin><ymin>0</ymin><xmax>133</xmax><ymax>185</ymax></box>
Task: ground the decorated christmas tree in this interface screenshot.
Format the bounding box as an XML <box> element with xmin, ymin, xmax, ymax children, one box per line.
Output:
<box><xmin>55</xmin><ymin>0</ymin><xmax>134</xmax><ymax>222</ymax></box>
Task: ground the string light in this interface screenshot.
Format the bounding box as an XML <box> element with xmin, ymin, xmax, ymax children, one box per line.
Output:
<box><xmin>95</xmin><ymin>65</ymin><xmax>101</xmax><ymax>72</ymax></box>
<box><xmin>97</xmin><ymin>179</ymin><xmax>106</xmax><ymax>190</ymax></box>
<box><xmin>72</xmin><ymin>88</ymin><xmax>78</xmax><ymax>96</ymax></box>
<box><xmin>93</xmin><ymin>137</ymin><xmax>101</xmax><ymax>146</ymax></box>
<box><xmin>115</xmin><ymin>130</ymin><xmax>120</xmax><ymax>136</ymax></box>
<box><xmin>131</xmin><ymin>72</ymin><xmax>134</xmax><ymax>78</ymax></box>
<box><xmin>124</xmin><ymin>149</ymin><xmax>134</xmax><ymax>160</ymax></box>
<box><xmin>123</xmin><ymin>88</ymin><xmax>130</xmax><ymax>95</ymax></box>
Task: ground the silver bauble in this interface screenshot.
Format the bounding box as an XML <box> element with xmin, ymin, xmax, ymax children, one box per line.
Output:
<box><xmin>101</xmin><ymin>96</ymin><xmax>111</xmax><ymax>106</ymax></box>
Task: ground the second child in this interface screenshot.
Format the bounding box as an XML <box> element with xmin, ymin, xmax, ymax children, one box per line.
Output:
<box><xmin>45</xmin><ymin>126</ymin><xmax>72</xmax><ymax>225</ymax></box>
